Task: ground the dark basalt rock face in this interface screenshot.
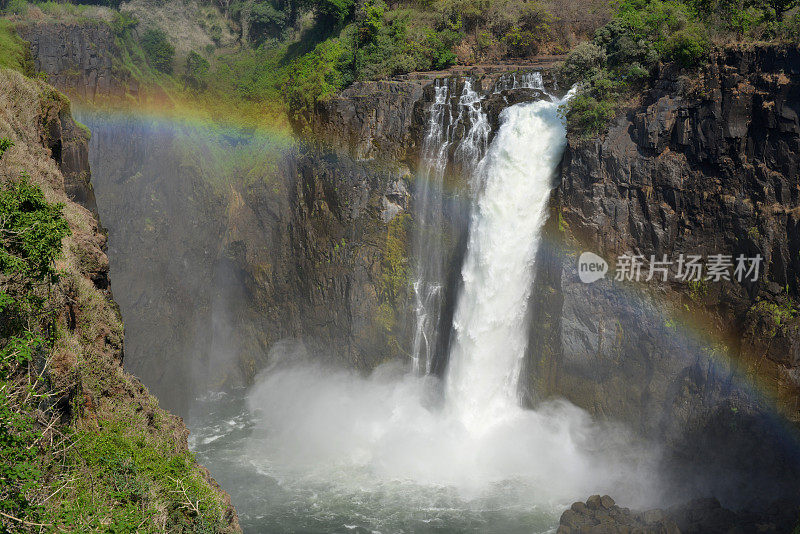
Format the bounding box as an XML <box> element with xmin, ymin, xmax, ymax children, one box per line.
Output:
<box><xmin>81</xmin><ymin>114</ymin><xmax>417</xmax><ymax>414</ymax></box>
<box><xmin>303</xmin><ymin>80</ymin><xmax>425</xmax><ymax>163</ymax></box>
<box><xmin>20</xmin><ymin>22</ymin><xmax>138</xmax><ymax>102</ymax></box>
<box><xmin>559</xmin><ymin>495</ymin><xmax>797</xmax><ymax>534</ymax></box>
<box><xmin>37</xmin><ymin>91</ymin><xmax>98</xmax><ymax>215</ymax></box>
<box><xmin>527</xmin><ymin>44</ymin><xmax>800</xmax><ymax>507</ymax></box>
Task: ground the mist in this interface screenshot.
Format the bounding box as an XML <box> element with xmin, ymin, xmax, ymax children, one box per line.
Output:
<box><xmin>242</xmin><ymin>345</ymin><xmax>663</xmax><ymax>513</ymax></box>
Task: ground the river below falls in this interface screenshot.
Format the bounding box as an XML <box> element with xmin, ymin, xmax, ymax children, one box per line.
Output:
<box><xmin>188</xmin><ymin>386</ymin><xmax>564</xmax><ymax>534</ymax></box>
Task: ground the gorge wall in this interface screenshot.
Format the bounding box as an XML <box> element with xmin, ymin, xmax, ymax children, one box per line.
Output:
<box><xmin>527</xmin><ymin>44</ymin><xmax>800</xmax><ymax>506</ymax></box>
<box><xmin>0</xmin><ymin>68</ymin><xmax>239</xmax><ymax>531</ymax></box>
<box><xmin>21</xmin><ymin>22</ymin><xmax>138</xmax><ymax>102</ymax></box>
<box><xmin>79</xmin><ymin>114</ymin><xmax>414</xmax><ymax>416</ymax></box>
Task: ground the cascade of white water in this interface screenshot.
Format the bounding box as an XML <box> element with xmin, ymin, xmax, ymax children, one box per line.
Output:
<box><xmin>411</xmin><ymin>78</ymin><xmax>489</xmax><ymax>374</ymax></box>
<box><xmin>411</xmin><ymin>80</ymin><xmax>450</xmax><ymax>374</ymax></box>
<box><xmin>454</xmin><ymin>80</ymin><xmax>491</xmax><ymax>178</ymax></box>
<box><xmin>493</xmin><ymin>71</ymin><xmax>545</xmax><ymax>93</ymax></box>
<box><xmin>445</xmin><ymin>92</ymin><xmax>571</xmax><ymax>431</ymax></box>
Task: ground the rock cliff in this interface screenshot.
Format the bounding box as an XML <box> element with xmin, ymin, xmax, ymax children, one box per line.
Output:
<box><xmin>0</xmin><ymin>68</ymin><xmax>239</xmax><ymax>532</ymax></box>
<box><xmin>20</xmin><ymin>22</ymin><xmax>137</xmax><ymax>102</ymax></box>
<box><xmin>527</xmin><ymin>44</ymin><xmax>800</xmax><ymax>506</ymax></box>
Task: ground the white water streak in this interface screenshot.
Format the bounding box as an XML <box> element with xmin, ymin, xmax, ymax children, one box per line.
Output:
<box><xmin>411</xmin><ymin>79</ymin><xmax>490</xmax><ymax>374</ymax></box>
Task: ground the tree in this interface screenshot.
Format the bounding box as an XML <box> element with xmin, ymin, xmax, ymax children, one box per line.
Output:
<box><xmin>140</xmin><ymin>28</ymin><xmax>175</xmax><ymax>73</ymax></box>
<box><xmin>183</xmin><ymin>51</ymin><xmax>210</xmax><ymax>90</ymax></box>
<box><xmin>763</xmin><ymin>0</ymin><xmax>799</xmax><ymax>20</ymax></box>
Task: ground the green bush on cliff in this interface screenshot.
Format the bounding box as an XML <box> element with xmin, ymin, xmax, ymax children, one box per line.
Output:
<box><xmin>111</xmin><ymin>10</ymin><xmax>138</xmax><ymax>37</ymax></box>
<box><xmin>0</xmin><ymin>167</ymin><xmax>70</xmax><ymax>527</ymax></box>
<box><xmin>562</xmin><ymin>0</ymin><xmax>709</xmax><ymax>136</ymax></box>
<box><xmin>0</xmin><ymin>19</ymin><xmax>33</xmax><ymax>75</ymax></box>
<box><xmin>140</xmin><ymin>27</ymin><xmax>175</xmax><ymax>73</ymax></box>
<box><xmin>283</xmin><ymin>34</ymin><xmax>354</xmax><ymax>123</ymax></box>
<box><xmin>183</xmin><ymin>50</ymin><xmax>211</xmax><ymax>90</ymax></box>
<box><xmin>0</xmin><ymin>174</ymin><xmax>71</xmax><ymax>311</ymax></box>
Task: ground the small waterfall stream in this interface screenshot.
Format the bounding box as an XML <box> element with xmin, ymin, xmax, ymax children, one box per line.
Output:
<box><xmin>410</xmin><ymin>80</ymin><xmax>449</xmax><ymax>374</ymax></box>
<box><xmin>411</xmin><ymin>78</ymin><xmax>490</xmax><ymax>374</ymax></box>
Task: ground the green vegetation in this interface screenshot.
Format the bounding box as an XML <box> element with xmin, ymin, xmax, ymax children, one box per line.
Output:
<box><xmin>0</xmin><ymin>155</ymin><xmax>70</xmax><ymax>529</ymax></box>
<box><xmin>561</xmin><ymin>0</ymin><xmax>799</xmax><ymax>136</ymax></box>
<box><xmin>688</xmin><ymin>279</ymin><xmax>709</xmax><ymax>302</ymax></box>
<box><xmin>376</xmin><ymin>212</ymin><xmax>410</xmax><ymax>357</ymax></box>
<box><xmin>43</xmin><ymin>422</ymin><xmax>225</xmax><ymax>531</ymax></box>
<box><xmin>184</xmin><ymin>50</ymin><xmax>211</xmax><ymax>90</ymax></box>
<box><xmin>0</xmin><ymin>19</ymin><xmax>32</xmax><ymax>74</ymax></box>
<box><xmin>754</xmin><ymin>298</ymin><xmax>796</xmax><ymax>333</ymax></box>
<box><xmin>140</xmin><ymin>27</ymin><xmax>175</xmax><ymax>74</ymax></box>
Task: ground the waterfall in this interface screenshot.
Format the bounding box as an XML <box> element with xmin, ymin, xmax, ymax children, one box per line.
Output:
<box><xmin>410</xmin><ymin>80</ymin><xmax>450</xmax><ymax>374</ymax></box>
<box><xmin>453</xmin><ymin>80</ymin><xmax>490</xmax><ymax>175</ymax></box>
<box><xmin>220</xmin><ymin>84</ymin><xmax>660</xmax><ymax>522</ymax></box>
<box><xmin>411</xmin><ymin>79</ymin><xmax>489</xmax><ymax>374</ymax></box>
<box><xmin>445</xmin><ymin>93</ymin><xmax>571</xmax><ymax>430</ymax></box>
<box><xmin>493</xmin><ymin>71</ymin><xmax>545</xmax><ymax>93</ymax></box>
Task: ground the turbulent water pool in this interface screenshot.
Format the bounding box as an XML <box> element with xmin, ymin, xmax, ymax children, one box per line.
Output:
<box><xmin>188</xmin><ymin>385</ymin><xmax>564</xmax><ymax>534</ymax></box>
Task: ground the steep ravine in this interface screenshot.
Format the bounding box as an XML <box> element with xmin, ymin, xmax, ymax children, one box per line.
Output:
<box><xmin>0</xmin><ymin>69</ymin><xmax>240</xmax><ymax>532</ymax></box>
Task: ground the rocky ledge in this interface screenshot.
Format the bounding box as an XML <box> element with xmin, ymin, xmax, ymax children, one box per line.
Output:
<box><xmin>559</xmin><ymin>495</ymin><xmax>798</xmax><ymax>533</ymax></box>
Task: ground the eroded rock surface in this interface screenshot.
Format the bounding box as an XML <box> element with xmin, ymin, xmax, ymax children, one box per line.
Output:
<box><xmin>528</xmin><ymin>44</ymin><xmax>800</xmax><ymax>506</ymax></box>
<box><xmin>21</xmin><ymin>22</ymin><xmax>137</xmax><ymax>102</ymax></box>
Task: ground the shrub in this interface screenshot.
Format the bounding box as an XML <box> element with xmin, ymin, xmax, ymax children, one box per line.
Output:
<box><xmin>778</xmin><ymin>8</ymin><xmax>800</xmax><ymax>39</ymax></box>
<box><xmin>111</xmin><ymin>11</ymin><xmax>138</xmax><ymax>38</ymax></box>
<box><xmin>183</xmin><ymin>51</ymin><xmax>210</xmax><ymax>90</ymax></box>
<box><xmin>563</xmin><ymin>0</ymin><xmax>711</xmax><ymax>136</ymax></box>
<box><xmin>284</xmin><ymin>36</ymin><xmax>353</xmax><ymax>119</ymax></box>
<box><xmin>664</xmin><ymin>26</ymin><xmax>708</xmax><ymax>66</ymax></box>
<box><xmin>140</xmin><ymin>27</ymin><xmax>175</xmax><ymax>73</ymax></box>
<box><xmin>560</xmin><ymin>42</ymin><xmax>606</xmax><ymax>85</ymax></box>
<box><xmin>309</xmin><ymin>0</ymin><xmax>355</xmax><ymax>26</ymax></box>
<box><xmin>249</xmin><ymin>0</ymin><xmax>288</xmax><ymax>43</ymax></box>
<box><xmin>426</xmin><ymin>27</ymin><xmax>459</xmax><ymax>69</ymax></box>
<box><xmin>357</xmin><ymin>0</ymin><xmax>385</xmax><ymax>44</ymax></box>
<box><xmin>566</xmin><ymin>94</ymin><xmax>616</xmax><ymax>136</ymax></box>
<box><xmin>0</xmin><ymin>174</ymin><xmax>70</xmax><ymax>298</ymax></box>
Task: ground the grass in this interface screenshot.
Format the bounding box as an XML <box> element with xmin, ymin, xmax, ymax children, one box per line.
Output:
<box><xmin>43</xmin><ymin>422</ymin><xmax>225</xmax><ymax>532</ymax></box>
<box><xmin>0</xmin><ymin>19</ymin><xmax>32</xmax><ymax>74</ymax></box>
